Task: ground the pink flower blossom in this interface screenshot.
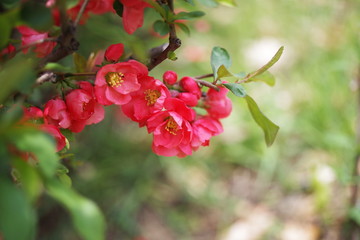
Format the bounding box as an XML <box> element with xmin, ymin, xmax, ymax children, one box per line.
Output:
<box><xmin>121</xmin><ymin>76</ymin><xmax>170</xmax><ymax>126</ymax></box>
<box><xmin>163</xmin><ymin>71</ymin><xmax>177</xmax><ymax>85</ymax></box>
<box><xmin>17</xmin><ymin>26</ymin><xmax>56</xmax><ymax>58</ymax></box>
<box><xmin>43</xmin><ymin>98</ymin><xmax>71</xmax><ymax>129</ymax></box>
<box><xmin>120</xmin><ymin>0</ymin><xmax>152</xmax><ymax>34</ymax></box>
<box><xmin>94</xmin><ymin>60</ymin><xmax>147</xmax><ymax>106</ymax></box>
<box><xmin>177</xmin><ymin>76</ymin><xmax>201</xmax><ymax>106</ymax></box>
<box><xmin>191</xmin><ymin>117</ymin><xmax>223</xmax><ymax>151</ymax></box>
<box><xmin>205</xmin><ymin>86</ymin><xmax>232</xmax><ymax>118</ymax></box>
<box><xmin>65</xmin><ymin>81</ymin><xmax>105</xmax><ymax>132</ymax></box>
<box><xmin>105</xmin><ymin>43</ymin><xmax>124</xmax><ymax>62</ymax></box>
<box><xmin>67</xmin><ymin>0</ymin><xmax>114</xmax><ymax>24</ymax></box>
<box><xmin>146</xmin><ymin>98</ymin><xmax>195</xmax><ymax>157</ymax></box>
<box><xmin>23</xmin><ymin>106</ymin><xmax>43</xmax><ymax>120</ymax></box>
<box><xmin>41</xmin><ymin>124</ymin><xmax>67</xmax><ymax>152</ymax></box>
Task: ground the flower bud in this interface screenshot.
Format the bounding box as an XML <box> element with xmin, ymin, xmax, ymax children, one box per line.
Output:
<box><xmin>163</xmin><ymin>71</ymin><xmax>178</xmax><ymax>85</ymax></box>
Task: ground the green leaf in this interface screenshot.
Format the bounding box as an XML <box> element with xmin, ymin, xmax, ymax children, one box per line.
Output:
<box><xmin>167</xmin><ymin>51</ymin><xmax>178</xmax><ymax>61</ymax></box>
<box><xmin>12</xmin><ymin>129</ymin><xmax>58</xmax><ymax>178</ymax></box>
<box><xmin>249</xmin><ymin>71</ymin><xmax>276</xmax><ymax>86</ymax></box>
<box><xmin>223</xmin><ymin>83</ymin><xmax>246</xmax><ymax>97</ymax></box>
<box><xmin>174</xmin><ymin>11</ymin><xmax>205</xmax><ymax>20</ymax></box>
<box><xmin>12</xmin><ymin>158</ymin><xmax>43</xmax><ymax>202</ymax></box>
<box><xmin>175</xmin><ymin>22</ymin><xmax>190</xmax><ymax>36</ymax></box>
<box><xmin>217</xmin><ymin>65</ymin><xmax>233</xmax><ymax>79</ymax></box>
<box><xmin>216</xmin><ymin>0</ymin><xmax>237</xmax><ymax>7</ymax></box>
<box><xmin>46</xmin><ymin>179</ymin><xmax>105</xmax><ymax>240</ymax></box>
<box><xmin>0</xmin><ymin>15</ymin><xmax>12</xmax><ymax>49</ymax></box>
<box><xmin>1</xmin><ymin>0</ymin><xmax>21</xmax><ymax>9</ymax></box>
<box><xmin>112</xmin><ymin>0</ymin><xmax>123</xmax><ymax>17</ymax></box>
<box><xmin>197</xmin><ymin>0</ymin><xmax>218</xmax><ymax>7</ymax></box>
<box><xmin>20</xmin><ymin>1</ymin><xmax>53</xmax><ymax>31</ymax></box>
<box><xmin>244</xmin><ymin>95</ymin><xmax>279</xmax><ymax>146</ymax></box>
<box><xmin>0</xmin><ymin>55</ymin><xmax>36</xmax><ymax>104</ymax></box>
<box><xmin>244</xmin><ymin>46</ymin><xmax>284</xmax><ymax>82</ymax></box>
<box><xmin>73</xmin><ymin>52</ymin><xmax>87</xmax><ymax>73</ymax></box>
<box><xmin>211</xmin><ymin>47</ymin><xmax>231</xmax><ymax>80</ymax></box>
<box><xmin>182</xmin><ymin>0</ymin><xmax>195</xmax><ymax>5</ymax></box>
<box><xmin>153</xmin><ymin>20</ymin><xmax>170</xmax><ymax>36</ymax></box>
<box><xmin>0</xmin><ymin>178</ymin><xmax>36</xmax><ymax>240</ymax></box>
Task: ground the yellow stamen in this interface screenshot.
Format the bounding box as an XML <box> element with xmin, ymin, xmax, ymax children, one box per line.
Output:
<box><xmin>165</xmin><ymin>117</ymin><xmax>178</xmax><ymax>135</ymax></box>
<box><xmin>105</xmin><ymin>72</ymin><xmax>124</xmax><ymax>87</ymax></box>
<box><xmin>144</xmin><ymin>89</ymin><xmax>161</xmax><ymax>106</ymax></box>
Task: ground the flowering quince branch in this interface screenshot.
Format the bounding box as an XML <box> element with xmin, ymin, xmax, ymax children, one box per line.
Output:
<box><xmin>74</xmin><ymin>0</ymin><xmax>91</xmax><ymax>26</ymax></box>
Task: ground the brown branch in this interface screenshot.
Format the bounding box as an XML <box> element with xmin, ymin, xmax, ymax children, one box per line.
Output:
<box><xmin>147</xmin><ymin>0</ymin><xmax>181</xmax><ymax>71</ymax></box>
<box><xmin>36</xmin><ymin>72</ymin><xmax>96</xmax><ymax>85</ymax></box>
<box><xmin>194</xmin><ymin>79</ymin><xmax>219</xmax><ymax>91</ymax></box>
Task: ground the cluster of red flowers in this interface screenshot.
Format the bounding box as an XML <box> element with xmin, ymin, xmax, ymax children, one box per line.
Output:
<box><xmin>21</xmin><ymin>42</ymin><xmax>232</xmax><ymax>157</ymax></box>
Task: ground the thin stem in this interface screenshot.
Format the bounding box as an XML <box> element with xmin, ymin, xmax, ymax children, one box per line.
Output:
<box><xmin>194</xmin><ymin>73</ymin><xmax>214</xmax><ymax>80</ymax></box>
<box><xmin>74</xmin><ymin>0</ymin><xmax>90</xmax><ymax>26</ymax></box>
<box><xmin>147</xmin><ymin>0</ymin><xmax>181</xmax><ymax>71</ymax></box>
<box><xmin>194</xmin><ymin>79</ymin><xmax>219</xmax><ymax>91</ymax></box>
<box><xmin>15</xmin><ymin>38</ymin><xmax>57</xmax><ymax>55</ymax></box>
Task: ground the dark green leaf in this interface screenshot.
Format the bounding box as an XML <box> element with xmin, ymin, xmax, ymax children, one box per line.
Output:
<box><xmin>223</xmin><ymin>83</ymin><xmax>247</xmax><ymax>97</ymax></box>
<box><xmin>153</xmin><ymin>20</ymin><xmax>170</xmax><ymax>36</ymax></box>
<box><xmin>46</xmin><ymin>179</ymin><xmax>105</xmax><ymax>240</ymax></box>
<box><xmin>175</xmin><ymin>11</ymin><xmax>205</xmax><ymax>20</ymax></box>
<box><xmin>0</xmin><ymin>178</ymin><xmax>36</xmax><ymax>240</ymax></box>
<box><xmin>112</xmin><ymin>0</ymin><xmax>123</xmax><ymax>17</ymax></box>
<box><xmin>73</xmin><ymin>52</ymin><xmax>87</xmax><ymax>73</ymax></box>
<box><xmin>20</xmin><ymin>2</ymin><xmax>53</xmax><ymax>31</ymax></box>
<box><xmin>0</xmin><ymin>55</ymin><xmax>36</xmax><ymax>104</ymax></box>
<box><xmin>211</xmin><ymin>47</ymin><xmax>231</xmax><ymax>80</ymax></box>
<box><xmin>1</xmin><ymin>0</ymin><xmax>21</xmax><ymax>9</ymax></box>
<box><xmin>175</xmin><ymin>22</ymin><xmax>190</xmax><ymax>36</ymax></box>
<box><xmin>244</xmin><ymin>46</ymin><xmax>284</xmax><ymax>82</ymax></box>
<box><xmin>249</xmin><ymin>71</ymin><xmax>275</xmax><ymax>86</ymax></box>
<box><xmin>0</xmin><ymin>15</ymin><xmax>12</xmax><ymax>49</ymax></box>
<box><xmin>12</xmin><ymin>129</ymin><xmax>58</xmax><ymax>178</ymax></box>
<box><xmin>245</xmin><ymin>95</ymin><xmax>279</xmax><ymax>146</ymax></box>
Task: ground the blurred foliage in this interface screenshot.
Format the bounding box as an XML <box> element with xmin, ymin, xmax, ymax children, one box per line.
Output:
<box><xmin>1</xmin><ymin>0</ymin><xmax>360</xmax><ymax>239</ymax></box>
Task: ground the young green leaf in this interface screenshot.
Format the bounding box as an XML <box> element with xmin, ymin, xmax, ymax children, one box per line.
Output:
<box><xmin>153</xmin><ymin>20</ymin><xmax>170</xmax><ymax>36</ymax></box>
<box><xmin>211</xmin><ymin>47</ymin><xmax>231</xmax><ymax>80</ymax></box>
<box><xmin>73</xmin><ymin>52</ymin><xmax>87</xmax><ymax>73</ymax></box>
<box><xmin>175</xmin><ymin>11</ymin><xmax>205</xmax><ymax>20</ymax></box>
<box><xmin>243</xmin><ymin>46</ymin><xmax>284</xmax><ymax>82</ymax></box>
<box><xmin>217</xmin><ymin>0</ymin><xmax>237</xmax><ymax>7</ymax></box>
<box><xmin>167</xmin><ymin>51</ymin><xmax>178</xmax><ymax>61</ymax></box>
<box><xmin>249</xmin><ymin>71</ymin><xmax>275</xmax><ymax>86</ymax></box>
<box><xmin>223</xmin><ymin>83</ymin><xmax>247</xmax><ymax>97</ymax></box>
<box><xmin>217</xmin><ymin>65</ymin><xmax>233</xmax><ymax>79</ymax></box>
<box><xmin>245</xmin><ymin>95</ymin><xmax>279</xmax><ymax>146</ymax></box>
<box><xmin>46</xmin><ymin>179</ymin><xmax>105</xmax><ymax>240</ymax></box>
<box><xmin>175</xmin><ymin>22</ymin><xmax>190</xmax><ymax>36</ymax></box>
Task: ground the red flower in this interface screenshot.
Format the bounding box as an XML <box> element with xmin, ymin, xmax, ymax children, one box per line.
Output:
<box><xmin>121</xmin><ymin>76</ymin><xmax>170</xmax><ymax>126</ymax></box>
<box><xmin>105</xmin><ymin>43</ymin><xmax>124</xmax><ymax>62</ymax></box>
<box><xmin>23</xmin><ymin>106</ymin><xmax>43</xmax><ymax>120</ymax></box>
<box><xmin>43</xmin><ymin>98</ymin><xmax>71</xmax><ymax>129</ymax></box>
<box><xmin>67</xmin><ymin>0</ymin><xmax>114</xmax><ymax>24</ymax></box>
<box><xmin>17</xmin><ymin>26</ymin><xmax>56</xmax><ymax>58</ymax></box>
<box><xmin>41</xmin><ymin>124</ymin><xmax>67</xmax><ymax>152</ymax></box>
<box><xmin>146</xmin><ymin>98</ymin><xmax>195</xmax><ymax>157</ymax></box>
<box><xmin>65</xmin><ymin>81</ymin><xmax>105</xmax><ymax>132</ymax></box>
<box><xmin>205</xmin><ymin>86</ymin><xmax>232</xmax><ymax>118</ymax></box>
<box><xmin>177</xmin><ymin>76</ymin><xmax>201</xmax><ymax>107</ymax></box>
<box><xmin>163</xmin><ymin>71</ymin><xmax>178</xmax><ymax>85</ymax></box>
<box><xmin>94</xmin><ymin>60</ymin><xmax>147</xmax><ymax>106</ymax></box>
<box><xmin>120</xmin><ymin>0</ymin><xmax>152</xmax><ymax>34</ymax></box>
<box><xmin>191</xmin><ymin>117</ymin><xmax>223</xmax><ymax>151</ymax></box>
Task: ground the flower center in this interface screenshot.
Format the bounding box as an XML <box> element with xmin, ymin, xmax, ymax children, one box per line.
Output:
<box><xmin>165</xmin><ymin>117</ymin><xmax>178</xmax><ymax>135</ymax></box>
<box><xmin>105</xmin><ymin>72</ymin><xmax>124</xmax><ymax>87</ymax></box>
<box><xmin>144</xmin><ymin>89</ymin><xmax>161</xmax><ymax>106</ymax></box>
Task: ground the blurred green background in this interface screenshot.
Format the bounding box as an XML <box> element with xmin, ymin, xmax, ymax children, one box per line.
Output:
<box><xmin>38</xmin><ymin>0</ymin><xmax>360</xmax><ymax>239</ymax></box>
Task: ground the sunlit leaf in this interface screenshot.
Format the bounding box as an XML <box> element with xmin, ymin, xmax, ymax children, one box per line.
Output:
<box><xmin>46</xmin><ymin>179</ymin><xmax>105</xmax><ymax>240</ymax></box>
<box><xmin>249</xmin><ymin>71</ymin><xmax>276</xmax><ymax>86</ymax></box>
<box><xmin>0</xmin><ymin>179</ymin><xmax>36</xmax><ymax>240</ymax></box>
<box><xmin>153</xmin><ymin>20</ymin><xmax>169</xmax><ymax>36</ymax></box>
<box><xmin>245</xmin><ymin>95</ymin><xmax>279</xmax><ymax>146</ymax></box>
<box><xmin>244</xmin><ymin>46</ymin><xmax>284</xmax><ymax>82</ymax></box>
<box><xmin>211</xmin><ymin>47</ymin><xmax>231</xmax><ymax>80</ymax></box>
<box><xmin>167</xmin><ymin>51</ymin><xmax>178</xmax><ymax>61</ymax></box>
<box><xmin>217</xmin><ymin>64</ymin><xmax>233</xmax><ymax>79</ymax></box>
<box><xmin>217</xmin><ymin>0</ymin><xmax>237</xmax><ymax>7</ymax></box>
<box><xmin>223</xmin><ymin>83</ymin><xmax>246</xmax><ymax>97</ymax></box>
